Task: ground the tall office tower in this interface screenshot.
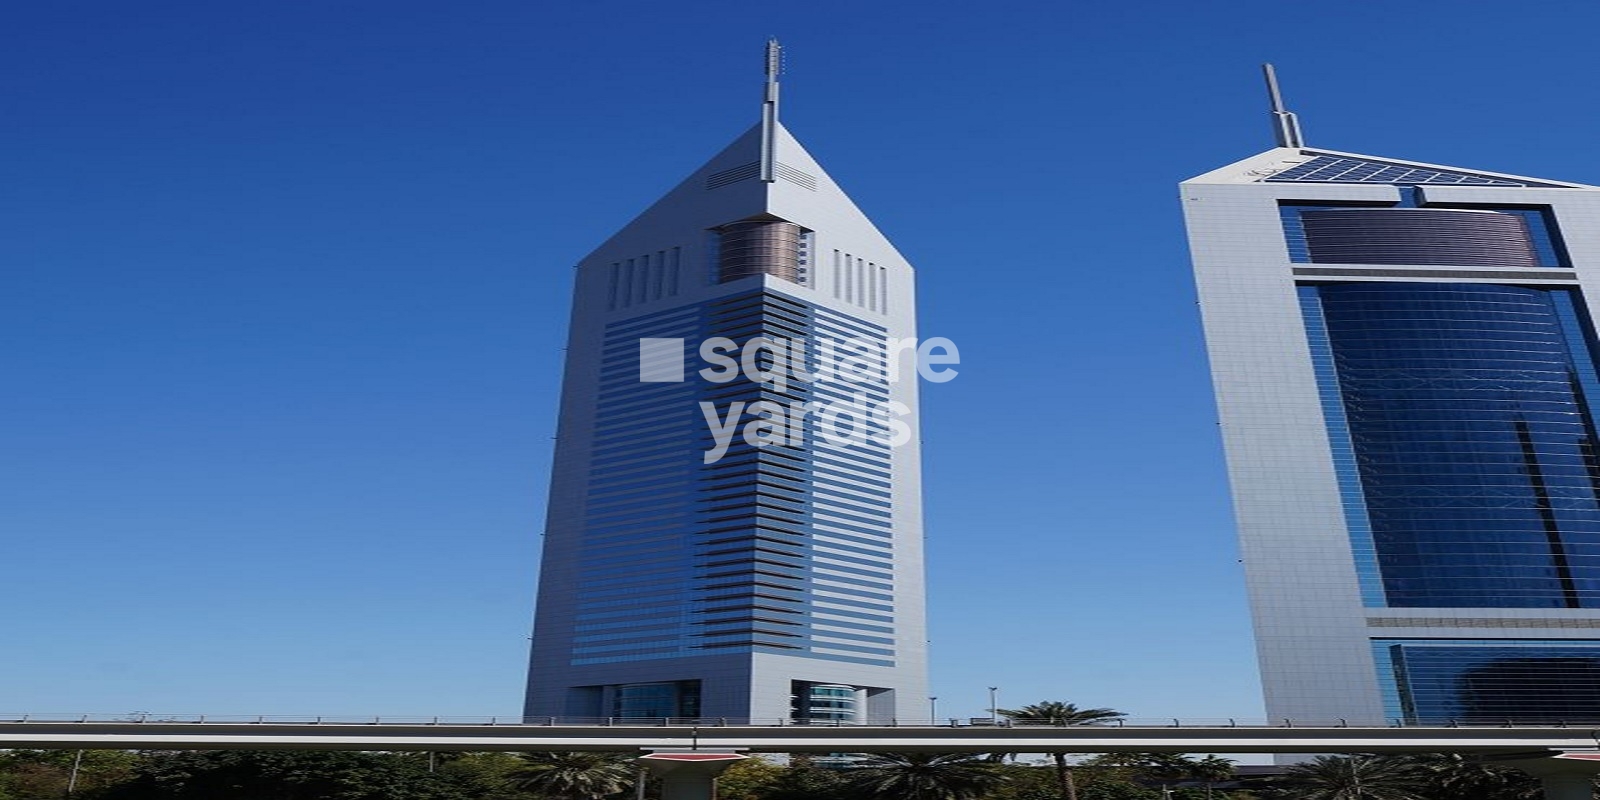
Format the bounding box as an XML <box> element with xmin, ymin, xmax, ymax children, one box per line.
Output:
<box><xmin>524</xmin><ymin>43</ymin><xmax>928</xmax><ymax>724</ymax></box>
<box><xmin>1183</xmin><ymin>67</ymin><xmax>1600</xmax><ymax>726</ymax></box>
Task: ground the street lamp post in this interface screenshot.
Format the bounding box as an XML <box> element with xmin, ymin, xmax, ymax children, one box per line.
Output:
<box><xmin>929</xmin><ymin>696</ymin><xmax>938</xmax><ymax>725</ymax></box>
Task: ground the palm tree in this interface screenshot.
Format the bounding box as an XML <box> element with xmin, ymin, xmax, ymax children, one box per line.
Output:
<box><xmin>1401</xmin><ymin>753</ymin><xmax>1540</xmax><ymax>800</ymax></box>
<box><xmin>1282</xmin><ymin>754</ymin><xmax>1427</xmax><ymax>800</ymax></box>
<box><xmin>1145</xmin><ymin>752</ymin><xmax>1200</xmax><ymax>798</ymax></box>
<box><xmin>508</xmin><ymin>751</ymin><xmax>637</xmax><ymax>800</ymax></box>
<box><xmin>849</xmin><ymin>752</ymin><xmax>1005</xmax><ymax>800</ymax></box>
<box><xmin>995</xmin><ymin>701</ymin><xmax>1124</xmax><ymax>800</ymax></box>
<box><xmin>1097</xmin><ymin>753</ymin><xmax>1234</xmax><ymax>799</ymax></box>
<box><xmin>1188</xmin><ymin>755</ymin><xmax>1236</xmax><ymax>800</ymax></box>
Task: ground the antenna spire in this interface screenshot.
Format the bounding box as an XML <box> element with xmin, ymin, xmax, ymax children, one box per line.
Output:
<box><xmin>760</xmin><ymin>38</ymin><xmax>782</xmax><ymax>183</ymax></box>
<box><xmin>1262</xmin><ymin>63</ymin><xmax>1304</xmax><ymax>148</ymax></box>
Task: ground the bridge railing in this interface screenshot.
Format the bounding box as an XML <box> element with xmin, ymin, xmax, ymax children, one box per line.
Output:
<box><xmin>3</xmin><ymin>713</ymin><xmax>1600</xmax><ymax>729</ymax></box>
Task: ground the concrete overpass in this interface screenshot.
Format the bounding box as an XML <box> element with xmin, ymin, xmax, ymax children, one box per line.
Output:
<box><xmin>0</xmin><ymin>717</ymin><xmax>1598</xmax><ymax>754</ymax></box>
<box><xmin>2</xmin><ymin>718</ymin><xmax>1599</xmax><ymax>799</ymax></box>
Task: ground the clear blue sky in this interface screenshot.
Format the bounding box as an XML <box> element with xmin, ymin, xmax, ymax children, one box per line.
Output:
<box><xmin>8</xmin><ymin>0</ymin><xmax>1600</xmax><ymax>723</ymax></box>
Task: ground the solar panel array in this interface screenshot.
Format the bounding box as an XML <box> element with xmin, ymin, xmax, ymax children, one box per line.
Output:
<box><xmin>1264</xmin><ymin>155</ymin><xmax>1544</xmax><ymax>186</ymax></box>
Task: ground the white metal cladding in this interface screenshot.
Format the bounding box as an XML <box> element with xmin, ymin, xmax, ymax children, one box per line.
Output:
<box><xmin>1182</xmin><ymin>146</ymin><xmax>1600</xmax><ymax>735</ymax></box>
<box><xmin>527</xmin><ymin>119</ymin><xmax>927</xmax><ymax>724</ymax></box>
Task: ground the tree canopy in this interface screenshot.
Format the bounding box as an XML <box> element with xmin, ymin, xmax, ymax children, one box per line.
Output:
<box><xmin>849</xmin><ymin>753</ymin><xmax>1006</xmax><ymax>800</ymax></box>
<box><xmin>0</xmin><ymin>744</ymin><xmax>1571</xmax><ymax>800</ymax></box>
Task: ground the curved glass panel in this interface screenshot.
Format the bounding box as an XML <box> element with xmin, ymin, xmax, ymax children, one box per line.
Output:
<box><xmin>1308</xmin><ymin>283</ymin><xmax>1600</xmax><ymax>608</ymax></box>
<box><xmin>1302</xmin><ymin>209</ymin><xmax>1538</xmax><ymax>268</ymax></box>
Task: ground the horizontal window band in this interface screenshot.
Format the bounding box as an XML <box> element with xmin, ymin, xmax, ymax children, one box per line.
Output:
<box><xmin>1292</xmin><ymin>267</ymin><xmax>1575</xmax><ymax>281</ymax></box>
<box><xmin>703</xmin><ymin>555</ymin><xmax>806</xmax><ymax>567</ymax></box>
<box><xmin>696</xmin><ymin>604</ymin><xmax>804</xmax><ymax>615</ymax></box>
<box><xmin>1369</xmin><ymin>617</ymin><xmax>1600</xmax><ymax>628</ymax></box>
<box><xmin>703</xmin><ymin>529</ymin><xmax>806</xmax><ymax>542</ymax></box>
<box><xmin>693</xmin><ymin>641</ymin><xmax>802</xmax><ymax>650</ymax></box>
<box><xmin>695</xmin><ymin>616</ymin><xmax>805</xmax><ymax>627</ymax></box>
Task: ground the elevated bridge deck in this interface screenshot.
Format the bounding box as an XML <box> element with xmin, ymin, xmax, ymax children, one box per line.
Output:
<box><xmin>0</xmin><ymin>718</ymin><xmax>1596</xmax><ymax>755</ymax></box>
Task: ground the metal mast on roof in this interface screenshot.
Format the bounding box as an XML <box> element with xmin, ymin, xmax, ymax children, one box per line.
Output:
<box><xmin>760</xmin><ymin>38</ymin><xmax>782</xmax><ymax>183</ymax></box>
<box><xmin>1263</xmin><ymin>63</ymin><xmax>1305</xmax><ymax>148</ymax></box>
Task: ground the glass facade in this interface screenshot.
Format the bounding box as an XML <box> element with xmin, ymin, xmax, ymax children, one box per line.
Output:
<box><xmin>1300</xmin><ymin>209</ymin><xmax>1539</xmax><ymax>269</ymax></box>
<box><xmin>1377</xmin><ymin>641</ymin><xmax>1600</xmax><ymax>723</ymax></box>
<box><xmin>1302</xmin><ymin>279</ymin><xmax>1600</xmax><ymax>722</ymax></box>
<box><xmin>570</xmin><ymin>305</ymin><xmax>704</xmax><ymax>667</ymax></box>
<box><xmin>1281</xmin><ymin>204</ymin><xmax>1568</xmax><ymax>268</ymax></box>
<box><xmin>1302</xmin><ymin>282</ymin><xmax>1600</xmax><ymax>609</ymax></box>
<box><xmin>613</xmin><ymin>681</ymin><xmax>701</xmax><ymax>719</ymax></box>
<box><xmin>791</xmin><ymin>681</ymin><xmax>859</xmax><ymax>723</ymax></box>
<box><xmin>567</xmin><ymin>288</ymin><xmax>899</xmax><ymax>668</ymax></box>
<box><xmin>1188</xmin><ymin>145</ymin><xmax>1600</xmax><ymax>730</ymax></box>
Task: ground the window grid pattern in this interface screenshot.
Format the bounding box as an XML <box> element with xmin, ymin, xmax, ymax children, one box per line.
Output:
<box><xmin>569</xmin><ymin>290</ymin><xmax>898</xmax><ymax>668</ymax></box>
<box><xmin>692</xmin><ymin>291</ymin><xmax>897</xmax><ymax>667</ymax></box>
<box><xmin>1374</xmin><ymin>639</ymin><xmax>1600</xmax><ymax>724</ymax></box>
<box><xmin>1300</xmin><ymin>288</ymin><xmax>1384</xmax><ymax>606</ymax></box>
<box><xmin>1306</xmin><ymin>283</ymin><xmax>1600</xmax><ymax>609</ymax></box>
<box><xmin>612</xmin><ymin>680</ymin><xmax>701</xmax><ymax>718</ymax></box>
<box><xmin>572</xmin><ymin>306</ymin><xmax>703</xmax><ymax>665</ymax></box>
<box><xmin>805</xmin><ymin>305</ymin><xmax>896</xmax><ymax>664</ymax></box>
<box><xmin>791</xmin><ymin>682</ymin><xmax>859</xmax><ymax>723</ymax></box>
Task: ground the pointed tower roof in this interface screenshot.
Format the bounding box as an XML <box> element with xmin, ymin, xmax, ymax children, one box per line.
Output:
<box><xmin>582</xmin><ymin>119</ymin><xmax>909</xmax><ymax>268</ymax></box>
<box><xmin>1185</xmin><ymin>65</ymin><xmax>1594</xmax><ymax>189</ymax></box>
<box><xmin>581</xmin><ymin>42</ymin><xmax>909</xmax><ymax>269</ymax></box>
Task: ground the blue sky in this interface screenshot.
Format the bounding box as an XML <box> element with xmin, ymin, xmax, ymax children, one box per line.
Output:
<box><xmin>8</xmin><ymin>0</ymin><xmax>1600</xmax><ymax>723</ymax></box>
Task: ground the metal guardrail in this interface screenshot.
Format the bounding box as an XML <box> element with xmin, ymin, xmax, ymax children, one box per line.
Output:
<box><xmin>1</xmin><ymin>717</ymin><xmax>1598</xmax><ymax>757</ymax></box>
<box><xmin>3</xmin><ymin>713</ymin><xmax>1600</xmax><ymax>729</ymax></box>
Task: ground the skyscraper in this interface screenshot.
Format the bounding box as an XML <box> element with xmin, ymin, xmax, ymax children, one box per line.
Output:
<box><xmin>523</xmin><ymin>43</ymin><xmax>928</xmax><ymax>724</ymax></box>
<box><xmin>1183</xmin><ymin>68</ymin><xmax>1600</xmax><ymax>726</ymax></box>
